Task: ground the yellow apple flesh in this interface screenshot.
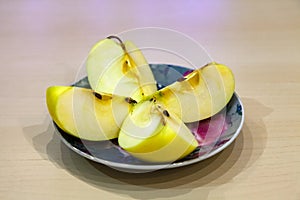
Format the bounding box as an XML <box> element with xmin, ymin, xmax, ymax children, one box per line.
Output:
<box><xmin>118</xmin><ymin>100</ymin><xmax>198</xmax><ymax>163</ymax></box>
<box><xmin>46</xmin><ymin>86</ymin><xmax>132</xmax><ymax>141</ymax></box>
<box><xmin>153</xmin><ymin>63</ymin><xmax>235</xmax><ymax>122</ymax></box>
<box><xmin>86</xmin><ymin>37</ymin><xmax>157</xmax><ymax>102</ymax></box>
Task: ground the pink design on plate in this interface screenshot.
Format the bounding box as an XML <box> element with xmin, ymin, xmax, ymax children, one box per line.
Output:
<box><xmin>187</xmin><ymin>112</ymin><xmax>228</xmax><ymax>146</ymax></box>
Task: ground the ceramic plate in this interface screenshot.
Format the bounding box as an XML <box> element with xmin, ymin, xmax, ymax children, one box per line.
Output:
<box><xmin>53</xmin><ymin>64</ymin><xmax>244</xmax><ymax>173</ymax></box>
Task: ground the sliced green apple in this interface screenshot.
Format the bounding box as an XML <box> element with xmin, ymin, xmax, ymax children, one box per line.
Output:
<box><xmin>86</xmin><ymin>36</ymin><xmax>157</xmax><ymax>102</ymax></box>
<box><xmin>118</xmin><ymin>100</ymin><xmax>198</xmax><ymax>163</ymax></box>
<box><xmin>153</xmin><ymin>63</ymin><xmax>235</xmax><ymax>123</ymax></box>
<box><xmin>46</xmin><ymin>86</ymin><xmax>133</xmax><ymax>141</ymax></box>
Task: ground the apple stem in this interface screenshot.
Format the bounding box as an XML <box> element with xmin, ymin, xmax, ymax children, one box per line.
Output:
<box><xmin>107</xmin><ymin>35</ymin><xmax>126</xmax><ymax>51</ymax></box>
<box><xmin>107</xmin><ymin>35</ymin><xmax>146</xmax><ymax>99</ymax></box>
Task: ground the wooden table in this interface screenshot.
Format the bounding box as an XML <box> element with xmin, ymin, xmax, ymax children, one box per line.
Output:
<box><xmin>1</xmin><ymin>1</ymin><xmax>299</xmax><ymax>199</ymax></box>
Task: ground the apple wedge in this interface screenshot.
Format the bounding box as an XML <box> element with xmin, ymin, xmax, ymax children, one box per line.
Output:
<box><xmin>153</xmin><ymin>63</ymin><xmax>235</xmax><ymax>122</ymax></box>
<box><xmin>86</xmin><ymin>36</ymin><xmax>157</xmax><ymax>102</ymax></box>
<box><xmin>118</xmin><ymin>100</ymin><xmax>198</xmax><ymax>163</ymax></box>
<box><xmin>46</xmin><ymin>86</ymin><xmax>133</xmax><ymax>141</ymax></box>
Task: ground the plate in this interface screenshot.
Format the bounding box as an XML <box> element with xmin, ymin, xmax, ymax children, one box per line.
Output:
<box><xmin>53</xmin><ymin>64</ymin><xmax>244</xmax><ymax>173</ymax></box>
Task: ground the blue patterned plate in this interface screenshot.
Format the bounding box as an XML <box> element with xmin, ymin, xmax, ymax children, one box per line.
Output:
<box><xmin>53</xmin><ymin>64</ymin><xmax>244</xmax><ymax>173</ymax></box>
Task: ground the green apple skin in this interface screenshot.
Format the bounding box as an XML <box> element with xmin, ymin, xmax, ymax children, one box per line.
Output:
<box><xmin>46</xmin><ymin>86</ymin><xmax>132</xmax><ymax>141</ymax></box>
<box><xmin>118</xmin><ymin>100</ymin><xmax>198</xmax><ymax>163</ymax></box>
<box><xmin>86</xmin><ymin>38</ymin><xmax>157</xmax><ymax>102</ymax></box>
<box><xmin>153</xmin><ymin>63</ymin><xmax>235</xmax><ymax>123</ymax></box>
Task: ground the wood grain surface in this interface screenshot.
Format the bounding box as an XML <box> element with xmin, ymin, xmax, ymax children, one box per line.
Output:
<box><xmin>0</xmin><ymin>0</ymin><xmax>299</xmax><ymax>199</ymax></box>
